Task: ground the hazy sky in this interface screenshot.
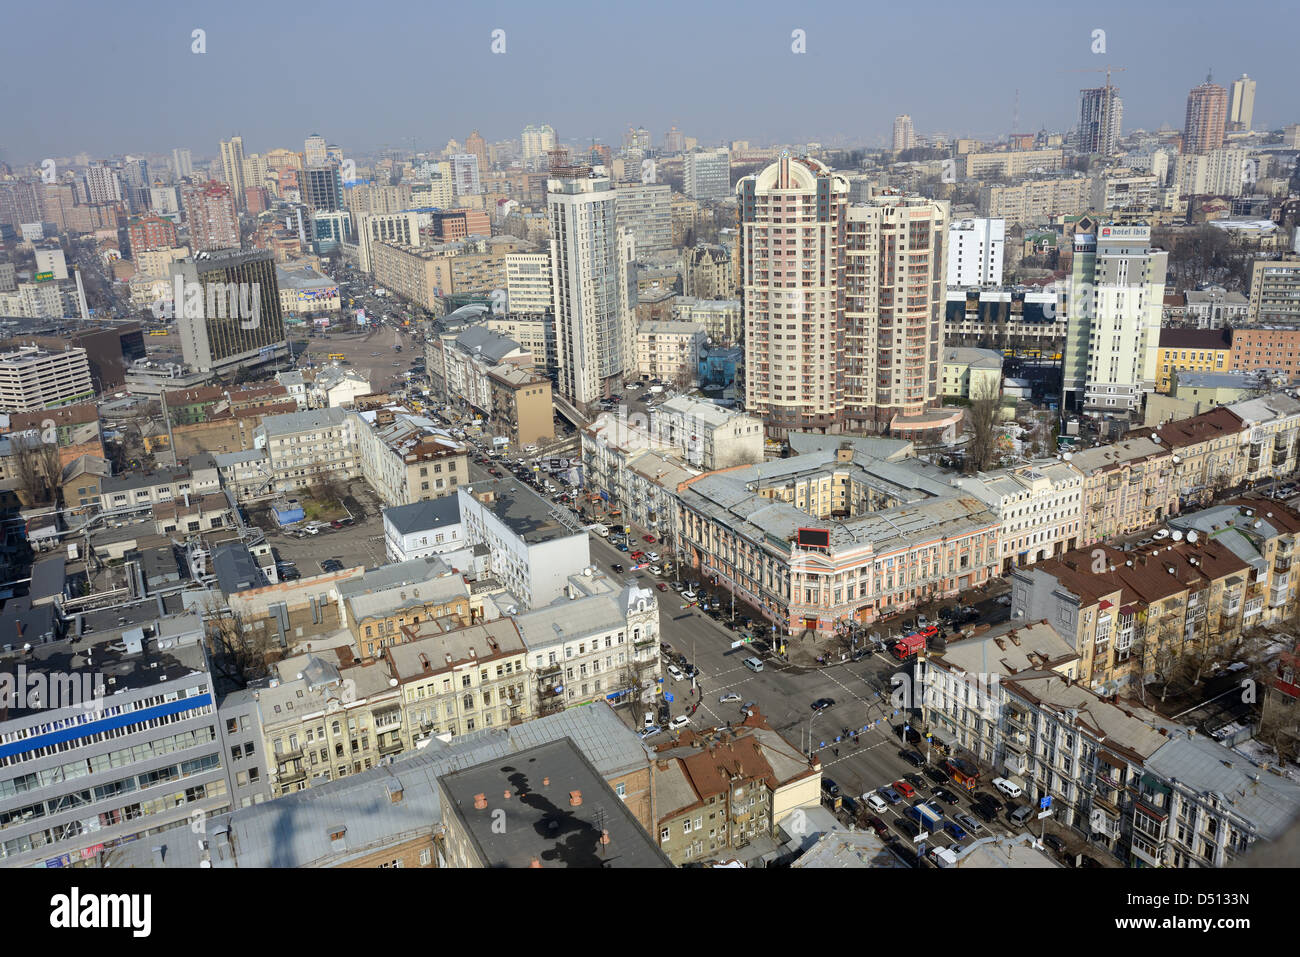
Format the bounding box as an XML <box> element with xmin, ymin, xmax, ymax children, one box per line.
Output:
<box><xmin>3</xmin><ymin>0</ymin><xmax>1297</xmax><ymax>163</ymax></box>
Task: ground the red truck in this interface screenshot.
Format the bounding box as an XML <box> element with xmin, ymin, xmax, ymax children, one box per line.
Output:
<box><xmin>891</xmin><ymin>632</ymin><xmax>927</xmax><ymax>660</ymax></box>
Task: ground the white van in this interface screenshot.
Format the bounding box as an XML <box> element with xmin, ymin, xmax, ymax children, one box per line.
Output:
<box><xmin>590</xmin><ymin>524</ymin><xmax>609</xmax><ymax>538</ymax></box>
<box><xmin>993</xmin><ymin>777</ymin><xmax>1024</xmax><ymax>799</ymax></box>
<box><xmin>743</xmin><ymin>657</ymin><xmax>764</xmax><ymax>673</ymax></box>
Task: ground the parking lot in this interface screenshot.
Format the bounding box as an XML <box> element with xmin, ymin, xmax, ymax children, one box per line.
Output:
<box><xmin>247</xmin><ymin>488</ymin><xmax>390</xmax><ymax>577</ymax></box>
<box><xmin>299</xmin><ymin>325</ymin><xmax>420</xmax><ymax>393</ymax></box>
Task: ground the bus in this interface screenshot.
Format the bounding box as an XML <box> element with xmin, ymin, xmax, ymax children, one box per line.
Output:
<box><xmin>149</xmin><ymin>329</ymin><xmax>168</xmax><ymax>336</ymax></box>
<box><xmin>328</xmin><ymin>353</ymin><xmax>345</xmax><ymax>361</ymax></box>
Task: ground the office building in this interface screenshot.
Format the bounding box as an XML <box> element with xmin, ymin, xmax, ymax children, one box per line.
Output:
<box><xmin>301</xmin><ymin>165</ymin><xmax>342</xmax><ymax>212</ymax></box>
<box><xmin>683</xmin><ymin>148</ymin><xmax>730</xmax><ymax>202</ymax></box>
<box><xmin>1063</xmin><ymin>224</ymin><xmax>1168</xmax><ymax>418</ymax></box>
<box><xmin>547</xmin><ymin>170</ymin><xmax>635</xmax><ymax>407</ymax></box>
<box><xmin>1078</xmin><ymin>86</ymin><xmax>1124</xmax><ymax>156</ymax></box>
<box><xmin>0</xmin><ymin>606</ymin><xmax>234</xmax><ymax>869</ymax></box>
<box><xmin>1229</xmin><ymin>74</ymin><xmax>1256</xmax><ymax>131</ymax></box>
<box><xmin>219</xmin><ymin>136</ymin><xmax>246</xmax><ymax>207</ymax></box>
<box><xmin>458</xmin><ymin>476</ymin><xmax>591</xmax><ymax>609</ymax></box>
<box><xmin>1184</xmin><ymin>78</ymin><xmax>1229</xmax><ymax>154</ymax></box>
<box><xmin>172</xmin><ymin>249</ymin><xmax>287</xmax><ymax>374</ymax></box>
<box><xmin>947</xmin><ymin>218</ymin><xmax>1004</xmax><ymax>287</ymax></box>
<box><xmin>181</xmin><ymin>181</ymin><xmax>239</xmax><ymax>252</ymax></box>
<box><xmin>0</xmin><ymin>346</ymin><xmax>95</xmax><ymax>412</ymax></box>
<box><xmin>892</xmin><ymin>114</ymin><xmax>915</xmax><ymax>151</ymax></box>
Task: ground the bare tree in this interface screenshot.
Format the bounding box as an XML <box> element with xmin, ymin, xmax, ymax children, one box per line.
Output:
<box><xmin>11</xmin><ymin>440</ymin><xmax>47</xmax><ymax>505</ymax></box>
<box><xmin>203</xmin><ymin>601</ymin><xmax>274</xmax><ymax>691</ymax></box>
<box><xmin>964</xmin><ymin>378</ymin><xmax>1002</xmax><ymax>474</ymax></box>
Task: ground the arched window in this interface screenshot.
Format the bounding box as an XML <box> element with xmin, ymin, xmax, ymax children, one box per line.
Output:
<box><xmin>463</xmin><ymin>694</ymin><xmax>473</xmax><ymax>711</ymax></box>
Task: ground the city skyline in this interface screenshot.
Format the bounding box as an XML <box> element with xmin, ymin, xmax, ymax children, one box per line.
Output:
<box><xmin>3</xmin><ymin>0</ymin><xmax>1297</xmax><ymax>162</ymax></box>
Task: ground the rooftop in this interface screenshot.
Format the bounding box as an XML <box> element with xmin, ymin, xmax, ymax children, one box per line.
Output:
<box><xmin>439</xmin><ymin>738</ymin><xmax>670</xmax><ymax>867</ymax></box>
<box><xmin>460</xmin><ymin>477</ymin><xmax>587</xmax><ymax>545</ymax></box>
<box><xmin>383</xmin><ymin>497</ymin><xmax>462</xmax><ymax>536</ymax></box>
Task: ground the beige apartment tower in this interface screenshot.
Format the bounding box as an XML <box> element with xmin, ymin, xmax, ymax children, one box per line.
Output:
<box><xmin>737</xmin><ymin>153</ymin><xmax>849</xmax><ymax>436</ymax></box>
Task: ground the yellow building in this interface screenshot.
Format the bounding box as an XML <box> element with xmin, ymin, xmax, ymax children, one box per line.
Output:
<box><xmin>1155</xmin><ymin>328</ymin><xmax>1232</xmax><ymax>393</ymax></box>
<box><xmin>942</xmin><ymin>347</ymin><xmax>1003</xmax><ymax>400</ymax></box>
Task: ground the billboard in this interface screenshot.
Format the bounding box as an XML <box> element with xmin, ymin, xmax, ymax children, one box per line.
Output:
<box><xmin>797</xmin><ymin>527</ymin><xmax>830</xmax><ymax>550</ymax></box>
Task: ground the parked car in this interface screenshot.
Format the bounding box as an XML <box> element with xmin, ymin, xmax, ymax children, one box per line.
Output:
<box><xmin>666</xmin><ymin>665</ymin><xmax>684</xmax><ymax>681</ymax></box>
<box><xmin>656</xmin><ymin>582</ymin><xmax>669</xmax><ymax>591</ymax></box>
<box><xmin>668</xmin><ymin>715</ymin><xmax>690</xmax><ymax>730</ymax></box>
<box><xmin>924</xmin><ymin>765</ymin><xmax>950</xmax><ymax>785</ymax></box>
<box><xmin>611</xmin><ymin>563</ymin><xmax>623</xmax><ymax>573</ymax></box>
<box><xmin>879</xmin><ymin>786</ymin><xmax>902</xmax><ymax>805</ymax></box>
<box><xmin>943</xmin><ymin>820</ymin><xmax>967</xmax><ymax>841</ymax></box>
<box><xmin>811</xmin><ymin>698</ymin><xmax>835</xmax><ymax>712</ymax></box>
<box><xmin>1009</xmin><ymin>805</ymin><xmax>1034</xmax><ymax>827</ymax></box>
<box><xmin>866</xmin><ymin>793</ymin><xmax>890</xmax><ymax>814</ymax></box>
<box><xmin>901</xmin><ymin>750</ymin><xmax>925</xmax><ymax>768</ymax></box>
<box><xmin>993</xmin><ymin>777</ymin><xmax>1024</xmax><ymax>799</ymax></box>
<box><xmin>643</xmin><ymin>711</ymin><xmax>655</xmax><ymax>730</ymax></box>
<box><xmin>971</xmin><ymin>803</ymin><xmax>997</xmax><ymax>823</ymax></box>
<box><xmin>892</xmin><ymin>780</ymin><xmax>916</xmax><ymax>800</ymax></box>
<box><xmin>1043</xmin><ymin>834</ymin><xmax>1066</xmax><ymax>855</ymax></box>
<box><xmin>895</xmin><ymin>818</ymin><xmax>922</xmax><ymax>840</ymax></box>
<box><xmin>821</xmin><ymin>778</ymin><xmax>841</xmax><ymax>799</ymax></box>
<box><xmin>903</xmin><ymin>773</ymin><xmax>926</xmax><ymax>790</ymax></box>
<box><xmin>866</xmin><ymin>815</ymin><xmax>890</xmax><ymax>837</ymax></box>
<box><xmin>953</xmin><ymin>812</ymin><xmax>983</xmax><ymax>835</ymax></box>
<box><xmin>932</xmin><ymin>787</ymin><xmax>960</xmax><ymax>805</ymax></box>
<box><xmin>643</xmin><ymin>535</ymin><xmax>656</xmax><ymax>544</ymax></box>
<box><xmin>719</xmin><ymin>692</ymin><xmax>742</xmax><ymax>704</ymax></box>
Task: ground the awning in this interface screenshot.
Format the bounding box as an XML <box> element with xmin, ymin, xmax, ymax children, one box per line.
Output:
<box><xmin>1119</xmin><ymin>605</ymin><xmax>1135</xmax><ymax>616</ymax></box>
<box><xmin>1099</xmin><ymin>600</ymin><xmax>1113</xmax><ymax>609</ymax></box>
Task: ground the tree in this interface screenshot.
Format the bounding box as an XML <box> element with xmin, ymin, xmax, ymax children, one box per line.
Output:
<box><xmin>963</xmin><ymin>378</ymin><xmax>1002</xmax><ymax>474</ymax></box>
<box><xmin>203</xmin><ymin>602</ymin><xmax>273</xmax><ymax>692</ymax></box>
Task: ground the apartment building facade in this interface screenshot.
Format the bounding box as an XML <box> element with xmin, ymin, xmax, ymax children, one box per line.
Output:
<box><xmin>635</xmin><ymin>320</ymin><xmax>706</xmax><ymax>385</ymax></box>
<box><xmin>351</xmin><ymin>409</ymin><xmax>468</xmax><ymax>507</ymax></box>
<box><xmin>953</xmin><ymin>462</ymin><xmax>1084</xmax><ymax>572</ymax></box>
<box><xmin>1067</xmin><ymin>438</ymin><xmax>1181</xmax><ymax>546</ymax></box>
<box><xmin>0</xmin><ymin>346</ymin><xmax>95</xmax><ymax>413</ymax></box>
<box><xmin>256</xmin><ymin>407</ymin><xmax>360</xmax><ymax>494</ymax></box>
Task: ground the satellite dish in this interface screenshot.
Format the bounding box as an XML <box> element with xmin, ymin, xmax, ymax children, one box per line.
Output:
<box><xmin>1151</xmin><ymin>435</ymin><xmax>1161</xmax><ymax>443</ymax></box>
<box><xmin>1171</xmin><ymin>530</ymin><xmax>1183</xmax><ymax>541</ymax></box>
<box><xmin>1187</xmin><ymin>530</ymin><xmax>1199</xmax><ymax>543</ymax></box>
<box><xmin>1254</xmin><ymin>520</ymin><xmax>1263</xmax><ymax>528</ymax></box>
<box><xmin>1062</xmin><ymin>452</ymin><xmax>1072</xmax><ymax>461</ymax></box>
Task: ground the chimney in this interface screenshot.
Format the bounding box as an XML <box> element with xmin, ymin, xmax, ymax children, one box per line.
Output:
<box><xmin>569</xmin><ymin>790</ymin><xmax>583</xmax><ymax>807</ymax></box>
<box><xmin>15</xmin><ymin>620</ymin><xmax>22</xmax><ymax>639</ymax></box>
<box><xmin>473</xmin><ymin>793</ymin><xmax>488</xmax><ymax>810</ymax></box>
<box><xmin>542</xmin><ymin>777</ymin><xmax>550</xmax><ymax>787</ymax></box>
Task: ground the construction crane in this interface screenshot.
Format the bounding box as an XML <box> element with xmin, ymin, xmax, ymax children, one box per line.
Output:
<box><xmin>1064</xmin><ymin>66</ymin><xmax>1127</xmax><ymax>154</ymax></box>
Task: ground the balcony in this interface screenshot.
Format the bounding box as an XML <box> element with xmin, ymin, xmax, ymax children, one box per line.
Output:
<box><xmin>277</xmin><ymin>766</ymin><xmax>307</xmax><ymax>786</ymax></box>
<box><xmin>378</xmin><ymin>738</ymin><xmax>404</xmax><ymax>756</ymax></box>
<box><xmin>1276</xmin><ymin>557</ymin><xmax>1292</xmax><ymax>574</ymax></box>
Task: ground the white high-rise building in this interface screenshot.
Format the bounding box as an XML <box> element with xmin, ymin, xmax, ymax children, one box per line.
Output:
<box><xmin>1077</xmin><ymin>86</ymin><xmax>1124</xmax><ymax>156</ymax></box>
<box><xmin>83</xmin><ymin>165</ymin><xmax>122</xmax><ymax>205</ymax></box>
<box><xmin>683</xmin><ymin>148</ymin><xmax>730</xmax><ymax>202</ymax></box>
<box><xmin>1063</xmin><ymin>224</ymin><xmax>1168</xmax><ymax>418</ymax></box>
<box><xmin>521</xmin><ymin>124</ymin><xmax>558</xmax><ymax>168</ymax></box>
<box><xmin>219</xmin><ymin>136</ymin><xmax>246</xmax><ymax>207</ymax></box>
<box><xmin>547</xmin><ymin>172</ymin><xmax>635</xmax><ymax>407</ymax></box>
<box><xmin>450</xmin><ymin>154</ymin><xmax>481</xmax><ymax>195</ymax></box>
<box><xmin>172</xmin><ymin>147</ymin><xmax>193</xmax><ymax>180</ymax></box>
<box><xmin>304</xmin><ymin>134</ymin><xmax>328</xmax><ymax>167</ymax></box>
<box><xmin>1229</xmin><ymin>74</ymin><xmax>1256</xmax><ymax>131</ymax></box>
<box><xmin>947</xmin><ymin>218</ymin><xmax>1005</xmax><ymax>287</ymax></box>
<box><xmin>892</xmin><ymin>114</ymin><xmax>915</xmax><ymax>151</ymax></box>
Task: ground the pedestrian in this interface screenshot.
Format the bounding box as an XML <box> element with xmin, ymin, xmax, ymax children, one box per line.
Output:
<box><xmin>833</xmin><ymin>746</ymin><xmax>839</xmax><ymax>757</ymax></box>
